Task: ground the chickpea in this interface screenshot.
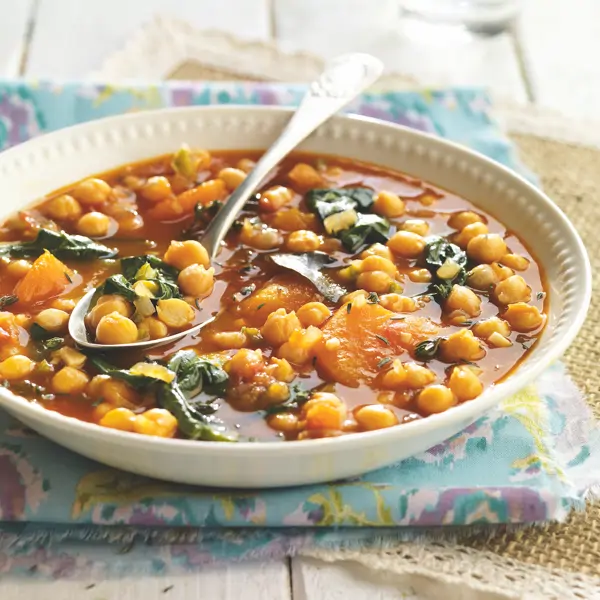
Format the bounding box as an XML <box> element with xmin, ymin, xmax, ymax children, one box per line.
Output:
<box><xmin>259</xmin><ymin>186</ymin><xmax>294</xmax><ymax>212</ymax></box>
<box><xmin>213</xmin><ymin>331</ymin><xmax>249</xmax><ymax>350</ymax></box>
<box><xmin>491</xmin><ymin>262</ymin><xmax>514</xmax><ymax>281</ymax></box>
<box><xmin>287</xmin><ymin>163</ymin><xmax>323</xmax><ymax>188</ymax></box>
<box><xmin>417</xmin><ymin>385</ymin><xmax>457</xmax><ymax>415</ymax></box>
<box><xmin>0</xmin><ymin>355</ymin><xmax>35</xmax><ymax>380</ymax></box>
<box><xmin>454</xmin><ymin>222</ymin><xmax>489</xmax><ymax>248</ymax></box>
<box><xmin>380</xmin><ymin>294</ymin><xmax>417</xmax><ymax>313</ymax></box>
<box><xmin>374</xmin><ymin>191</ymin><xmax>405</xmax><ymax>217</ymax></box>
<box><xmin>99</xmin><ymin>407</ymin><xmax>136</xmax><ymax>432</ymax></box>
<box><xmin>122</xmin><ymin>175</ymin><xmax>145</xmax><ymax>191</ymax></box>
<box><xmin>501</xmin><ymin>253</ymin><xmax>530</xmax><ymax>271</ymax></box>
<box><xmin>297</xmin><ymin>302</ymin><xmax>331</xmax><ymax>327</ymax></box>
<box><xmin>446</xmin><ymin>309</ymin><xmax>470</xmax><ymax>326</ymax></box>
<box><xmin>164</xmin><ymin>240</ymin><xmax>210</xmax><ymax>270</ymax></box>
<box><xmin>404</xmin><ymin>362</ymin><xmax>436</xmax><ymax>389</ymax></box>
<box><xmin>356</xmin><ymin>270</ymin><xmax>394</xmax><ymax>294</ymax></box>
<box><xmin>445</xmin><ymin>285</ymin><xmax>481</xmax><ymax>318</ymax></box>
<box><xmin>156</xmin><ymin>298</ymin><xmax>195</xmax><ymax>329</ymax></box>
<box><xmin>448</xmin><ymin>211</ymin><xmax>483</xmax><ymax>230</ymax></box>
<box><xmin>267</xmin><ymin>412</ymin><xmax>299</xmax><ymax>433</ymax></box>
<box><xmin>52</xmin><ymin>366</ymin><xmax>89</xmax><ymax>394</ymax></box>
<box><xmin>133</xmin><ymin>408</ymin><xmax>178</xmax><ymax>438</ymax></box>
<box><xmin>237</xmin><ymin>158</ymin><xmax>256</xmax><ymax>173</ymax></box>
<box><xmin>448</xmin><ymin>366</ymin><xmax>483</xmax><ymax>401</ymax></box>
<box><xmin>50</xmin><ymin>298</ymin><xmax>76</xmax><ymax>312</ymax></box>
<box><xmin>218</xmin><ymin>167</ymin><xmax>246</xmax><ymax>191</ymax></box>
<box><xmin>227</xmin><ymin>348</ymin><xmax>264</xmax><ymax>380</ymax></box>
<box><xmin>96</xmin><ymin>312</ymin><xmax>139</xmax><ymax>345</ymax></box>
<box><xmin>467</xmin><ymin>264</ymin><xmax>499</xmax><ymax>291</ymax></box>
<box><xmin>302</xmin><ymin>392</ymin><xmax>346</xmax><ymax>430</ymax></box>
<box><xmin>102</xmin><ymin>378</ymin><xmax>140</xmax><ymax>408</ymax></box>
<box><xmin>35</xmin><ymin>308</ymin><xmax>70</xmax><ymax>333</ymax></box>
<box><xmin>263</xmin><ymin>381</ymin><xmax>291</xmax><ymax>405</ymax></box>
<box><xmin>361</xmin><ymin>255</ymin><xmax>398</xmax><ymax>277</ymax></box>
<box><xmin>467</xmin><ymin>233</ymin><xmax>508</xmax><ymax>264</ymax></box>
<box><xmin>6</xmin><ymin>259</ymin><xmax>32</xmax><ymax>279</ymax></box>
<box><xmin>261</xmin><ymin>308</ymin><xmax>302</xmax><ymax>346</ymax></box>
<box><xmin>381</xmin><ymin>359</ymin><xmax>407</xmax><ymax>390</ymax></box>
<box><xmin>493</xmin><ymin>275</ymin><xmax>531</xmax><ymax>305</ymax></box>
<box><xmin>408</xmin><ymin>268</ymin><xmax>432</xmax><ymax>283</ymax></box>
<box><xmin>239</xmin><ymin>218</ymin><xmax>283</xmax><ymax>250</ymax></box>
<box><xmin>77</xmin><ymin>212</ymin><xmax>111</xmax><ymax>237</ymax></box>
<box><xmin>401</xmin><ymin>219</ymin><xmax>429</xmax><ymax>236</ymax></box>
<box><xmin>177</xmin><ymin>264</ymin><xmax>215</xmax><ymax>298</ymax></box>
<box><xmin>137</xmin><ymin>175</ymin><xmax>171</xmax><ymax>202</ymax></box>
<box><xmin>360</xmin><ymin>243</ymin><xmax>394</xmax><ymax>261</ymax></box>
<box><xmin>71</xmin><ymin>178</ymin><xmax>112</xmax><ymax>205</ymax></box>
<box><xmin>355</xmin><ymin>404</ymin><xmax>399</xmax><ymax>430</ymax></box>
<box><xmin>440</xmin><ymin>329</ymin><xmax>486</xmax><ymax>362</ymax></box>
<box><xmin>286</xmin><ymin>230</ymin><xmax>321</xmax><ymax>252</ymax></box>
<box><xmin>92</xmin><ymin>402</ymin><xmax>114</xmax><ymax>422</ymax></box>
<box><xmin>137</xmin><ymin>316</ymin><xmax>169</xmax><ymax>341</ymax></box>
<box><xmin>503</xmin><ymin>303</ymin><xmax>545</xmax><ymax>332</ymax></box>
<box><xmin>44</xmin><ymin>194</ymin><xmax>82</xmax><ymax>221</ymax></box>
<box><xmin>53</xmin><ymin>346</ymin><xmax>86</xmax><ymax>369</ymax></box>
<box><xmin>87</xmin><ymin>296</ymin><xmax>133</xmax><ymax>330</ymax></box>
<box><xmin>265</xmin><ymin>357</ymin><xmax>296</xmax><ymax>383</ymax></box>
<box><xmin>387</xmin><ymin>231</ymin><xmax>425</xmax><ymax>258</ymax></box>
<box><xmin>472</xmin><ymin>317</ymin><xmax>511</xmax><ymax>340</ymax></box>
<box><xmin>278</xmin><ymin>326</ymin><xmax>323</xmax><ymax>365</ymax></box>
<box><xmin>117</xmin><ymin>211</ymin><xmax>144</xmax><ymax>233</ymax></box>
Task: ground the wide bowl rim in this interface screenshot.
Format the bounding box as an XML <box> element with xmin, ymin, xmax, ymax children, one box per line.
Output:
<box><xmin>0</xmin><ymin>104</ymin><xmax>591</xmax><ymax>457</ymax></box>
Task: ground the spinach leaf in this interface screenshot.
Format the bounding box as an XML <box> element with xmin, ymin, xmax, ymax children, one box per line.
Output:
<box><xmin>338</xmin><ymin>213</ymin><xmax>391</xmax><ymax>253</ymax></box>
<box><xmin>420</xmin><ymin>236</ymin><xmax>469</xmax><ymax>302</ymax></box>
<box><xmin>414</xmin><ymin>338</ymin><xmax>443</xmax><ymax>361</ymax></box>
<box><xmin>0</xmin><ymin>229</ymin><xmax>117</xmax><ymax>260</ymax></box>
<box><xmin>99</xmin><ymin>274</ymin><xmax>137</xmax><ymax>302</ymax></box>
<box><xmin>89</xmin><ymin>354</ymin><xmax>236</xmax><ymax>442</ymax></box>
<box><xmin>0</xmin><ymin>295</ymin><xmax>18</xmax><ymax>309</ymax></box>
<box><xmin>29</xmin><ymin>323</ymin><xmax>51</xmax><ymax>341</ymax></box>
<box><xmin>306</xmin><ymin>188</ymin><xmax>375</xmax><ymax>213</ymax></box>
<box><xmin>184</xmin><ymin>200</ymin><xmax>223</xmax><ymax>238</ymax></box>
<box><xmin>121</xmin><ymin>255</ymin><xmax>179</xmax><ymax>281</ymax></box>
<box><xmin>264</xmin><ymin>383</ymin><xmax>312</xmax><ymax>415</ymax></box>
<box><xmin>166</xmin><ymin>350</ymin><xmax>228</xmax><ymax>397</ymax></box>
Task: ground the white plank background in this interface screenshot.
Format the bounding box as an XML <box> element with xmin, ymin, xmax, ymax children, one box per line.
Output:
<box><xmin>0</xmin><ymin>1</ymin><xmax>595</xmax><ymax>598</ymax></box>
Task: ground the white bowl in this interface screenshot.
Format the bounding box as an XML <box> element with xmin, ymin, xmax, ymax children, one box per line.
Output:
<box><xmin>0</xmin><ymin>106</ymin><xmax>591</xmax><ymax>488</ymax></box>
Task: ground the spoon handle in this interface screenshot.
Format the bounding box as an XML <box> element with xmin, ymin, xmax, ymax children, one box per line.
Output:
<box><xmin>200</xmin><ymin>53</ymin><xmax>384</xmax><ymax>258</ymax></box>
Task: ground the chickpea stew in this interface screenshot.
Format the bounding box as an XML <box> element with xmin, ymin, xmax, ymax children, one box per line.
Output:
<box><xmin>0</xmin><ymin>147</ymin><xmax>547</xmax><ymax>442</ymax></box>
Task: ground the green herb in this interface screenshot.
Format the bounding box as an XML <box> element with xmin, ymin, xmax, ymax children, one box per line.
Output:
<box><xmin>257</xmin><ymin>303</ymin><xmax>266</xmax><ymax>310</ymax></box>
<box><xmin>194</xmin><ymin>298</ymin><xmax>202</xmax><ymax>311</ymax></box>
<box><xmin>420</xmin><ymin>237</ymin><xmax>469</xmax><ymax>303</ymax></box>
<box><xmin>414</xmin><ymin>338</ymin><xmax>443</xmax><ymax>361</ymax></box>
<box><xmin>389</xmin><ymin>315</ymin><xmax>405</xmax><ymax>321</ymax></box>
<box><xmin>346</xmin><ymin>303</ymin><xmax>352</xmax><ymax>313</ymax></box>
<box><xmin>0</xmin><ymin>229</ymin><xmax>117</xmax><ymax>260</ymax></box>
<box><xmin>375</xmin><ymin>334</ymin><xmax>390</xmax><ymax>345</ymax></box>
<box><xmin>166</xmin><ymin>350</ymin><xmax>228</xmax><ymax>397</ymax></box>
<box><xmin>338</xmin><ymin>213</ymin><xmax>391</xmax><ymax>252</ymax></box>
<box><xmin>264</xmin><ymin>383</ymin><xmax>312</xmax><ymax>415</ymax></box>
<box><xmin>537</xmin><ymin>292</ymin><xmax>546</xmax><ymax>300</ymax></box>
<box><xmin>184</xmin><ymin>200</ymin><xmax>223</xmax><ymax>238</ymax></box>
<box><xmin>367</xmin><ymin>292</ymin><xmax>380</xmax><ymax>304</ymax></box>
<box><xmin>0</xmin><ymin>295</ymin><xmax>18</xmax><ymax>309</ymax></box>
<box><xmin>377</xmin><ymin>357</ymin><xmax>392</xmax><ymax>369</ymax></box>
<box><xmin>42</xmin><ymin>337</ymin><xmax>64</xmax><ymax>351</ymax></box>
<box><xmin>64</xmin><ymin>271</ymin><xmax>72</xmax><ymax>283</ymax></box>
<box><xmin>233</xmin><ymin>284</ymin><xmax>256</xmax><ymax>302</ymax></box>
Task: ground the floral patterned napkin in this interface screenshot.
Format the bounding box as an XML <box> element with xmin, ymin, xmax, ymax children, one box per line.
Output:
<box><xmin>0</xmin><ymin>80</ymin><xmax>598</xmax><ymax>578</ymax></box>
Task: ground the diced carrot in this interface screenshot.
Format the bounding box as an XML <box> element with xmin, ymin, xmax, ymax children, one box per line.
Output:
<box><xmin>314</xmin><ymin>303</ymin><xmax>441</xmax><ymax>388</ymax></box>
<box><xmin>146</xmin><ymin>179</ymin><xmax>227</xmax><ymax>221</ymax></box>
<box><xmin>15</xmin><ymin>251</ymin><xmax>73</xmax><ymax>305</ymax></box>
<box><xmin>239</xmin><ymin>274</ymin><xmax>321</xmax><ymax>327</ymax></box>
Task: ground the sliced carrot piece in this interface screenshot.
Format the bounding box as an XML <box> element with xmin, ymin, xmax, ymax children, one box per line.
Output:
<box><xmin>177</xmin><ymin>179</ymin><xmax>227</xmax><ymax>212</ymax></box>
<box><xmin>15</xmin><ymin>251</ymin><xmax>73</xmax><ymax>305</ymax></box>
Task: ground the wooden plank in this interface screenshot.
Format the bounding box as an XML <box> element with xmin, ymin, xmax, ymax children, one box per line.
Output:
<box><xmin>0</xmin><ymin>0</ymin><xmax>35</xmax><ymax>76</ymax></box>
<box><xmin>25</xmin><ymin>0</ymin><xmax>271</xmax><ymax>78</ymax></box>
<box><xmin>1</xmin><ymin>559</ymin><xmax>292</xmax><ymax>600</ymax></box>
<box><xmin>518</xmin><ymin>0</ymin><xmax>600</xmax><ymax>119</ymax></box>
<box><xmin>292</xmin><ymin>556</ymin><xmax>420</xmax><ymax>599</ymax></box>
<box><xmin>273</xmin><ymin>0</ymin><xmax>527</xmax><ymax>103</ymax></box>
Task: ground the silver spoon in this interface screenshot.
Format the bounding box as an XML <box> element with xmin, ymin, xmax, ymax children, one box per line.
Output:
<box><xmin>69</xmin><ymin>53</ymin><xmax>383</xmax><ymax>351</ymax></box>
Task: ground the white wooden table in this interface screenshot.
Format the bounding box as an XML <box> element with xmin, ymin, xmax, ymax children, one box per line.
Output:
<box><xmin>0</xmin><ymin>1</ymin><xmax>597</xmax><ymax>598</ymax></box>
